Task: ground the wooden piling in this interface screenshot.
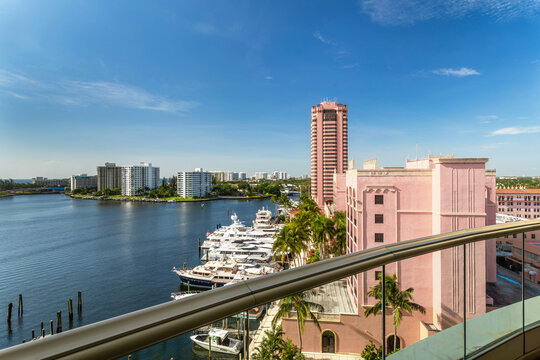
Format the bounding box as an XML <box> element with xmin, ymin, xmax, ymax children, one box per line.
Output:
<box><xmin>78</xmin><ymin>291</ymin><xmax>82</xmax><ymax>314</ymax></box>
<box><xmin>41</xmin><ymin>322</ymin><xmax>45</xmax><ymax>338</ymax></box>
<box><xmin>198</xmin><ymin>238</ymin><xmax>201</xmax><ymax>257</ymax></box>
<box><xmin>31</xmin><ymin>329</ymin><xmax>35</xmax><ymax>340</ymax></box>
<box><xmin>7</xmin><ymin>302</ymin><xmax>12</xmax><ymax>324</ymax></box>
<box><xmin>50</xmin><ymin>320</ymin><xmax>54</xmax><ymax>335</ymax></box>
<box><xmin>18</xmin><ymin>294</ymin><xmax>23</xmax><ymax>317</ymax></box>
<box><xmin>68</xmin><ymin>298</ymin><xmax>74</xmax><ymax>321</ymax></box>
<box><xmin>56</xmin><ymin>311</ymin><xmax>62</xmax><ymax>333</ymax></box>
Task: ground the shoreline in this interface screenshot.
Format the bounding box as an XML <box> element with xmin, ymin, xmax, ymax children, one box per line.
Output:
<box><xmin>69</xmin><ymin>194</ymin><xmax>272</xmax><ymax>203</ymax></box>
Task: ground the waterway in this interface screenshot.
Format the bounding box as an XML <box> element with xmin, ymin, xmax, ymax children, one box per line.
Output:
<box><xmin>0</xmin><ymin>194</ymin><xmax>275</xmax><ymax>359</ymax></box>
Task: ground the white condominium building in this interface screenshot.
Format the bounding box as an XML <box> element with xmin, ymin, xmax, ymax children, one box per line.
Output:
<box><xmin>238</xmin><ymin>172</ymin><xmax>247</xmax><ymax>181</ymax></box>
<box><xmin>70</xmin><ymin>174</ymin><xmax>98</xmax><ymax>190</ymax></box>
<box><xmin>121</xmin><ymin>162</ymin><xmax>160</xmax><ymax>196</ymax></box>
<box><xmin>225</xmin><ymin>171</ymin><xmax>239</xmax><ymax>181</ymax></box>
<box><xmin>254</xmin><ymin>172</ymin><xmax>268</xmax><ymax>180</ymax></box>
<box><xmin>177</xmin><ymin>168</ymin><xmax>212</xmax><ymax>198</ymax></box>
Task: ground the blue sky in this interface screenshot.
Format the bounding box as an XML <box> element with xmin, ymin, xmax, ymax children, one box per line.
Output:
<box><xmin>0</xmin><ymin>0</ymin><xmax>539</xmax><ymax>178</ymax></box>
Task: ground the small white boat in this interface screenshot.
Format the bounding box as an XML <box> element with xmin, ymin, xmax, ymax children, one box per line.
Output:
<box><xmin>190</xmin><ymin>328</ymin><xmax>243</xmax><ymax>355</ymax></box>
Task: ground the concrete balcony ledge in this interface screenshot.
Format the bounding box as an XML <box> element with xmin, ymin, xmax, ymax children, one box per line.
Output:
<box><xmin>389</xmin><ymin>295</ymin><xmax>540</xmax><ymax>359</ymax></box>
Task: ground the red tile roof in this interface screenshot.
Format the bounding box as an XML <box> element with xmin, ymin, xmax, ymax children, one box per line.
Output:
<box><xmin>497</xmin><ymin>188</ymin><xmax>540</xmax><ymax>194</ymax></box>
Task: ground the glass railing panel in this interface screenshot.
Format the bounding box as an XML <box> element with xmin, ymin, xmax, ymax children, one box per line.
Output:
<box><xmin>463</xmin><ymin>235</ymin><xmax>524</xmax><ymax>357</ymax></box>
<box><xmin>522</xmin><ymin>229</ymin><xmax>540</xmax><ymax>353</ymax></box>
<box><xmin>388</xmin><ymin>245</ymin><xmax>465</xmax><ymax>359</ymax></box>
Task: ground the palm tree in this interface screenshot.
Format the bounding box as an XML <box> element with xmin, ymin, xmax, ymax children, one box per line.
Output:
<box><xmin>272</xmin><ymin>222</ymin><xmax>308</xmax><ymax>267</ymax></box>
<box><xmin>364</xmin><ymin>273</ymin><xmax>426</xmax><ymax>353</ymax></box>
<box><xmin>311</xmin><ymin>215</ymin><xmax>335</xmax><ymax>260</ymax></box>
<box><xmin>272</xmin><ymin>291</ymin><xmax>324</xmax><ymax>353</ymax></box>
<box><xmin>331</xmin><ymin>211</ymin><xmax>346</xmax><ymax>256</ymax></box>
<box><xmin>252</xmin><ymin>324</ymin><xmax>304</xmax><ymax>360</ymax></box>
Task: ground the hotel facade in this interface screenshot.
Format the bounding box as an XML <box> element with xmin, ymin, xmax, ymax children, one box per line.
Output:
<box><xmin>283</xmin><ymin>156</ymin><xmax>497</xmax><ymax>355</ymax></box>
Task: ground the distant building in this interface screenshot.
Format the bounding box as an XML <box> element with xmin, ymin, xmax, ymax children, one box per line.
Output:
<box><xmin>209</xmin><ymin>171</ymin><xmax>226</xmax><ymax>183</ymax></box>
<box><xmin>70</xmin><ymin>174</ymin><xmax>97</xmax><ymax>190</ymax></box>
<box><xmin>495</xmin><ymin>213</ymin><xmax>540</xmax><ymax>283</ymax></box>
<box><xmin>254</xmin><ymin>172</ymin><xmax>268</xmax><ymax>180</ymax></box>
<box><xmin>177</xmin><ymin>168</ymin><xmax>212</xmax><ymax>198</ymax></box>
<box><xmin>121</xmin><ymin>162</ymin><xmax>160</xmax><ymax>196</ymax></box>
<box><xmin>225</xmin><ymin>171</ymin><xmax>239</xmax><ymax>181</ymax></box>
<box><xmin>496</xmin><ymin>188</ymin><xmax>540</xmax><ymax>219</ymax></box>
<box><xmin>32</xmin><ymin>177</ymin><xmax>68</xmax><ymax>187</ymax></box>
<box><xmin>238</xmin><ymin>172</ymin><xmax>247</xmax><ymax>181</ymax></box>
<box><xmin>97</xmin><ymin>163</ymin><xmax>123</xmax><ymax>191</ymax></box>
<box><xmin>311</xmin><ymin>101</ymin><xmax>348</xmax><ymax>207</ymax></box>
<box><xmin>278</xmin><ymin>171</ymin><xmax>288</xmax><ymax>180</ymax></box>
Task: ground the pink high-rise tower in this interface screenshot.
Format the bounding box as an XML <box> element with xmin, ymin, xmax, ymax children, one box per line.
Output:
<box><xmin>311</xmin><ymin>101</ymin><xmax>348</xmax><ymax>207</ymax></box>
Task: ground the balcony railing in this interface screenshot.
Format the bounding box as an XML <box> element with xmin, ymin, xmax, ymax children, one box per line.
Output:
<box><xmin>1</xmin><ymin>219</ymin><xmax>540</xmax><ymax>359</ymax></box>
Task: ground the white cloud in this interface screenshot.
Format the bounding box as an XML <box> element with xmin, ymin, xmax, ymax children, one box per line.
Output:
<box><xmin>343</xmin><ymin>63</ymin><xmax>359</xmax><ymax>69</ymax></box>
<box><xmin>476</xmin><ymin>115</ymin><xmax>499</xmax><ymax>124</ymax></box>
<box><xmin>313</xmin><ymin>31</ymin><xmax>335</xmax><ymax>45</ymax></box>
<box><xmin>360</xmin><ymin>0</ymin><xmax>540</xmax><ymax>26</ymax></box>
<box><xmin>0</xmin><ymin>69</ymin><xmax>196</xmax><ymax>113</ymax></box>
<box><xmin>431</xmin><ymin>67</ymin><xmax>480</xmax><ymax>77</ymax></box>
<box><xmin>3</xmin><ymin>90</ymin><xmax>30</xmax><ymax>100</ymax></box>
<box><xmin>64</xmin><ymin>81</ymin><xmax>197</xmax><ymax>113</ymax></box>
<box><xmin>476</xmin><ymin>115</ymin><xmax>499</xmax><ymax>119</ymax></box>
<box><xmin>264</xmin><ymin>76</ymin><xmax>273</xmax><ymax>80</ymax></box>
<box><xmin>490</xmin><ymin>126</ymin><xmax>540</xmax><ymax>135</ymax></box>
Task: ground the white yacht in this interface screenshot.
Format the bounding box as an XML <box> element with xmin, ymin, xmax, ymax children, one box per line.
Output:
<box><xmin>173</xmin><ymin>257</ymin><xmax>281</xmax><ymax>288</ymax></box>
<box><xmin>190</xmin><ymin>328</ymin><xmax>243</xmax><ymax>355</ymax></box>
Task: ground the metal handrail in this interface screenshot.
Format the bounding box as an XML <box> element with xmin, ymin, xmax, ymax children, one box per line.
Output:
<box><xmin>2</xmin><ymin>219</ymin><xmax>540</xmax><ymax>360</ymax></box>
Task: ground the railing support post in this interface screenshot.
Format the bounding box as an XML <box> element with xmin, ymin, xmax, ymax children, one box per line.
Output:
<box><xmin>522</xmin><ymin>232</ymin><xmax>525</xmax><ymax>355</ymax></box>
<box><xmin>382</xmin><ymin>264</ymin><xmax>385</xmax><ymax>360</ymax></box>
<box><xmin>463</xmin><ymin>244</ymin><xmax>467</xmax><ymax>360</ymax></box>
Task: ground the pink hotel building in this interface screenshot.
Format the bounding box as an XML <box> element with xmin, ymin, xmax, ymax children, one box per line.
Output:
<box><xmin>284</xmin><ymin>154</ymin><xmax>498</xmax><ymax>355</ymax></box>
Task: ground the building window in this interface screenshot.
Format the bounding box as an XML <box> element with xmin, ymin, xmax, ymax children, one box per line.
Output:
<box><xmin>375</xmin><ymin>233</ymin><xmax>384</xmax><ymax>243</ymax></box>
<box><xmin>375</xmin><ymin>214</ymin><xmax>384</xmax><ymax>224</ymax></box>
<box><xmin>322</xmin><ymin>331</ymin><xmax>336</xmax><ymax>353</ymax></box>
<box><xmin>375</xmin><ymin>271</ymin><xmax>381</xmax><ymax>280</ymax></box>
<box><xmin>513</xmin><ymin>234</ymin><xmax>517</xmax><ymax>239</ymax></box>
<box><xmin>532</xmin><ymin>234</ymin><xmax>536</xmax><ymax>239</ymax></box>
<box><xmin>375</xmin><ymin>195</ymin><xmax>384</xmax><ymax>204</ymax></box>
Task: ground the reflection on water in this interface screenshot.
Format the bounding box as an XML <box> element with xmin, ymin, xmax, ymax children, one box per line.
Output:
<box><xmin>0</xmin><ymin>194</ymin><xmax>273</xmax><ymax>359</ymax></box>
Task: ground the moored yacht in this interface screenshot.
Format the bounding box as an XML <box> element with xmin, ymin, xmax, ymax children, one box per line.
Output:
<box><xmin>190</xmin><ymin>328</ymin><xmax>243</xmax><ymax>355</ymax></box>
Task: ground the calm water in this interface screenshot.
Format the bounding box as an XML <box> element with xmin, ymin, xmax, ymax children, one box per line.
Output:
<box><xmin>0</xmin><ymin>194</ymin><xmax>274</xmax><ymax>359</ymax></box>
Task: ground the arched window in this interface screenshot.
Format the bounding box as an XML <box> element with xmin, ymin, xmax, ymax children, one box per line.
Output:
<box><xmin>387</xmin><ymin>335</ymin><xmax>401</xmax><ymax>353</ymax></box>
<box><xmin>322</xmin><ymin>330</ymin><xmax>336</xmax><ymax>353</ymax></box>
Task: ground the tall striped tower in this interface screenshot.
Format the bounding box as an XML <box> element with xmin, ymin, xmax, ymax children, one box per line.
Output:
<box><xmin>310</xmin><ymin>101</ymin><xmax>348</xmax><ymax>207</ymax></box>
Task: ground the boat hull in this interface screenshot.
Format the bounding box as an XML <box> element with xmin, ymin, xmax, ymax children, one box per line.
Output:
<box><xmin>176</xmin><ymin>274</ymin><xmax>224</xmax><ymax>289</ymax></box>
<box><xmin>190</xmin><ymin>335</ymin><xmax>242</xmax><ymax>355</ymax></box>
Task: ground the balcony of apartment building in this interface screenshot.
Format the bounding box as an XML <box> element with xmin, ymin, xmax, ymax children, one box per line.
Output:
<box><xmin>1</xmin><ymin>220</ymin><xmax>540</xmax><ymax>360</ymax></box>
